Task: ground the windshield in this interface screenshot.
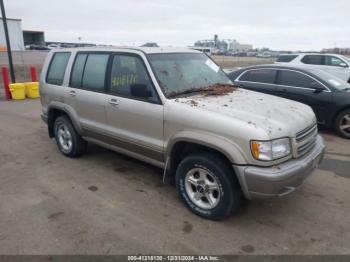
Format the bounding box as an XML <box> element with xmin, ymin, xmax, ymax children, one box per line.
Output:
<box><xmin>148</xmin><ymin>53</ymin><xmax>232</xmax><ymax>97</ymax></box>
<box><xmin>312</xmin><ymin>69</ymin><xmax>350</xmax><ymax>91</ymax></box>
<box><xmin>342</xmin><ymin>56</ymin><xmax>350</xmax><ymax>64</ymax></box>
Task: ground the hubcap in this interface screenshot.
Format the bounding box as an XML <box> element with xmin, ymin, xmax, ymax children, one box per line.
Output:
<box><xmin>184</xmin><ymin>168</ymin><xmax>221</xmax><ymax>210</ymax></box>
<box><xmin>340</xmin><ymin>113</ymin><xmax>350</xmax><ymax>136</ymax></box>
<box><xmin>57</xmin><ymin>124</ymin><xmax>72</xmax><ymax>153</ymax></box>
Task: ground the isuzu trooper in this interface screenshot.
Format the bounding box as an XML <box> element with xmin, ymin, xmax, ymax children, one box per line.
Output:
<box><xmin>40</xmin><ymin>47</ymin><xmax>325</xmax><ymax>220</ymax></box>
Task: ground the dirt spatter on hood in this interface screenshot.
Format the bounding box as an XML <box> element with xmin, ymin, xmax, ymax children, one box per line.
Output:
<box><xmin>199</xmin><ymin>84</ymin><xmax>238</xmax><ymax>97</ymax></box>
<box><xmin>190</xmin><ymin>100</ymin><xmax>198</xmax><ymax>107</ymax></box>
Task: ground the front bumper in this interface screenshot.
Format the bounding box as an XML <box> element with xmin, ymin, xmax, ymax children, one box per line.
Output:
<box><xmin>233</xmin><ymin>135</ymin><xmax>325</xmax><ymax>199</ymax></box>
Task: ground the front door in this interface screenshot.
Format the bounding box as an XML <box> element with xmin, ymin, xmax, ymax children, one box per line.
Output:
<box><xmin>105</xmin><ymin>53</ymin><xmax>164</xmax><ymax>163</ymax></box>
<box><xmin>275</xmin><ymin>69</ymin><xmax>333</xmax><ymax>124</ymax></box>
<box><xmin>324</xmin><ymin>55</ymin><xmax>350</xmax><ymax>82</ymax></box>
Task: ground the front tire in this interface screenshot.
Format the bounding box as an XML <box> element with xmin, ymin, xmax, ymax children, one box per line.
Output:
<box><xmin>54</xmin><ymin>116</ymin><xmax>87</xmax><ymax>157</ymax></box>
<box><xmin>175</xmin><ymin>152</ymin><xmax>243</xmax><ymax>220</ymax></box>
<box><xmin>334</xmin><ymin>109</ymin><xmax>350</xmax><ymax>139</ymax></box>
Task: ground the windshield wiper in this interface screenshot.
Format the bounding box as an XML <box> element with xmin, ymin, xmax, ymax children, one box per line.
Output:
<box><xmin>167</xmin><ymin>87</ymin><xmax>206</xmax><ymax>98</ymax></box>
<box><xmin>168</xmin><ymin>83</ymin><xmax>236</xmax><ymax>98</ymax></box>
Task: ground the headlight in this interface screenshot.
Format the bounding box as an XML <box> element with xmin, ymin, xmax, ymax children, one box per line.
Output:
<box><xmin>251</xmin><ymin>138</ymin><xmax>291</xmax><ymax>161</ymax></box>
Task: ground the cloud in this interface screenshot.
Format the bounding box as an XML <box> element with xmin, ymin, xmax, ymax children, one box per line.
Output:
<box><xmin>5</xmin><ymin>0</ymin><xmax>350</xmax><ymax>50</ymax></box>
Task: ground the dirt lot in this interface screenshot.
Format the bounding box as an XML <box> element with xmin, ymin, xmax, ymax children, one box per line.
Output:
<box><xmin>0</xmin><ymin>99</ymin><xmax>349</xmax><ymax>255</ymax></box>
<box><xmin>211</xmin><ymin>55</ymin><xmax>275</xmax><ymax>69</ymax></box>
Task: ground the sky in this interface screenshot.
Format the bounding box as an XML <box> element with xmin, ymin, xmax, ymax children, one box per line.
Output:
<box><xmin>4</xmin><ymin>0</ymin><xmax>350</xmax><ymax>51</ymax></box>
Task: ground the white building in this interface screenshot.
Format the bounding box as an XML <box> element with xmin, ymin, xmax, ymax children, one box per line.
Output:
<box><xmin>0</xmin><ymin>18</ymin><xmax>25</xmax><ymax>51</ymax></box>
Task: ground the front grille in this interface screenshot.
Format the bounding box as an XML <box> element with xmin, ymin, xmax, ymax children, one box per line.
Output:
<box><xmin>295</xmin><ymin>124</ymin><xmax>318</xmax><ymax>157</ymax></box>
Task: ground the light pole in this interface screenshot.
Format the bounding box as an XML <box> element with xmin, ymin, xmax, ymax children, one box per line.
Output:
<box><xmin>0</xmin><ymin>0</ymin><xmax>16</xmax><ymax>83</ymax></box>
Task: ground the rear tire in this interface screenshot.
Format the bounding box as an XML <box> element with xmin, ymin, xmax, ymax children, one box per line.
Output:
<box><xmin>54</xmin><ymin>116</ymin><xmax>87</xmax><ymax>157</ymax></box>
<box><xmin>175</xmin><ymin>152</ymin><xmax>243</xmax><ymax>220</ymax></box>
<box><xmin>334</xmin><ymin>109</ymin><xmax>350</xmax><ymax>139</ymax></box>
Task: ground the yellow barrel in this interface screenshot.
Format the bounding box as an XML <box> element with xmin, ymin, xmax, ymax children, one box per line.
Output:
<box><xmin>9</xmin><ymin>83</ymin><xmax>26</xmax><ymax>100</ymax></box>
<box><xmin>24</xmin><ymin>82</ymin><xmax>40</xmax><ymax>98</ymax></box>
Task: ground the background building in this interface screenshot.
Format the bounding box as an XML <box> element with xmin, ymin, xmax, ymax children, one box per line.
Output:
<box><xmin>193</xmin><ymin>35</ymin><xmax>253</xmax><ymax>54</ymax></box>
<box><xmin>0</xmin><ymin>17</ymin><xmax>24</xmax><ymax>50</ymax></box>
<box><xmin>23</xmin><ymin>30</ymin><xmax>45</xmax><ymax>46</ymax></box>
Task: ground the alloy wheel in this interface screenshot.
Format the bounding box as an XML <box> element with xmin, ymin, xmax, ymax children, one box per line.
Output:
<box><xmin>184</xmin><ymin>167</ymin><xmax>221</xmax><ymax>210</ymax></box>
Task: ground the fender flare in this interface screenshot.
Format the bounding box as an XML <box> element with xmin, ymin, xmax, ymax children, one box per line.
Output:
<box><xmin>165</xmin><ymin>130</ymin><xmax>248</xmax><ymax>165</ymax></box>
<box><xmin>47</xmin><ymin>102</ymin><xmax>82</xmax><ymax>137</ymax></box>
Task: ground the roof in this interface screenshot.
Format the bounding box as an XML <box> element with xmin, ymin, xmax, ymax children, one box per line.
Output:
<box><xmin>229</xmin><ymin>63</ymin><xmax>342</xmax><ymax>81</ymax></box>
<box><xmin>233</xmin><ymin>63</ymin><xmax>324</xmax><ymax>72</ymax></box>
<box><xmin>55</xmin><ymin>46</ymin><xmax>201</xmax><ymax>54</ymax></box>
<box><xmin>23</xmin><ymin>30</ymin><xmax>45</xmax><ymax>34</ymax></box>
<box><xmin>280</xmin><ymin>53</ymin><xmax>344</xmax><ymax>56</ymax></box>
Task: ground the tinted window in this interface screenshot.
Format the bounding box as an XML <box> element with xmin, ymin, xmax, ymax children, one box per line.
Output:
<box><xmin>239</xmin><ymin>71</ymin><xmax>250</xmax><ymax>81</ymax></box>
<box><xmin>239</xmin><ymin>69</ymin><xmax>277</xmax><ymax>84</ymax></box>
<box><xmin>46</xmin><ymin>52</ymin><xmax>71</xmax><ymax>85</ymax></box>
<box><xmin>82</xmin><ymin>54</ymin><xmax>109</xmax><ymax>92</ymax></box>
<box><xmin>325</xmin><ymin>56</ymin><xmax>347</xmax><ymax>67</ymax></box>
<box><xmin>301</xmin><ymin>55</ymin><xmax>325</xmax><ymax>65</ymax></box>
<box><xmin>110</xmin><ymin>55</ymin><xmax>158</xmax><ymax>102</ymax></box>
<box><xmin>278</xmin><ymin>70</ymin><xmax>319</xmax><ymax>88</ymax></box>
<box><xmin>277</xmin><ymin>55</ymin><xmax>298</xmax><ymax>62</ymax></box>
<box><xmin>70</xmin><ymin>53</ymin><xmax>88</xmax><ymax>88</ymax></box>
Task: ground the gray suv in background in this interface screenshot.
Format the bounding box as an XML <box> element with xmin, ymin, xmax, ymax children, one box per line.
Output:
<box><xmin>40</xmin><ymin>47</ymin><xmax>325</xmax><ymax>220</ymax></box>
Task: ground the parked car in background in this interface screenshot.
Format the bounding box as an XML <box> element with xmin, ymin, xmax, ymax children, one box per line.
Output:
<box><xmin>40</xmin><ymin>47</ymin><xmax>325</xmax><ymax>220</ymax></box>
<box><xmin>276</xmin><ymin>53</ymin><xmax>350</xmax><ymax>83</ymax></box>
<box><xmin>228</xmin><ymin>64</ymin><xmax>350</xmax><ymax>139</ymax></box>
<box><xmin>47</xmin><ymin>44</ymin><xmax>61</xmax><ymax>49</ymax></box>
<box><xmin>26</xmin><ymin>44</ymin><xmax>50</xmax><ymax>51</ymax></box>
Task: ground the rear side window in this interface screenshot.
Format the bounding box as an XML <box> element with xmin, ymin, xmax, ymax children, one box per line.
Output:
<box><xmin>278</xmin><ymin>70</ymin><xmax>318</xmax><ymax>88</ymax></box>
<box><xmin>81</xmin><ymin>54</ymin><xmax>109</xmax><ymax>92</ymax></box>
<box><xmin>276</xmin><ymin>55</ymin><xmax>298</xmax><ymax>62</ymax></box>
<box><xmin>239</xmin><ymin>69</ymin><xmax>277</xmax><ymax>84</ymax></box>
<box><xmin>70</xmin><ymin>54</ymin><xmax>88</xmax><ymax>88</ymax></box>
<box><xmin>46</xmin><ymin>52</ymin><xmax>71</xmax><ymax>85</ymax></box>
<box><xmin>301</xmin><ymin>55</ymin><xmax>325</xmax><ymax>65</ymax></box>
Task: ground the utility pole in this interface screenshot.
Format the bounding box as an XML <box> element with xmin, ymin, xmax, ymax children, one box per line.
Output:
<box><xmin>0</xmin><ymin>0</ymin><xmax>16</xmax><ymax>83</ymax></box>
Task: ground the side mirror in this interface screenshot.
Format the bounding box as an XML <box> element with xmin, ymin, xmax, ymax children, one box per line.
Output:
<box><xmin>130</xmin><ymin>84</ymin><xmax>152</xmax><ymax>98</ymax></box>
<box><xmin>339</xmin><ymin>62</ymin><xmax>348</xmax><ymax>68</ymax></box>
<box><xmin>310</xmin><ymin>82</ymin><xmax>326</xmax><ymax>92</ymax></box>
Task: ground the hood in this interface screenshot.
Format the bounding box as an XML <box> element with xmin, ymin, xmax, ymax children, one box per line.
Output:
<box><xmin>173</xmin><ymin>88</ymin><xmax>316</xmax><ymax>139</ymax></box>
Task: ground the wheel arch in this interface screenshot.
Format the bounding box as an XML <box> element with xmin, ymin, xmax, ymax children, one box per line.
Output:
<box><xmin>47</xmin><ymin>103</ymin><xmax>82</xmax><ymax>138</ymax></box>
<box><xmin>165</xmin><ymin>131</ymin><xmax>248</xmax><ymax>176</ymax></box>
<box><xmin>332</xmin><ymin>106</ymin><xmax>350</xmax><ymax>128</ymax></box>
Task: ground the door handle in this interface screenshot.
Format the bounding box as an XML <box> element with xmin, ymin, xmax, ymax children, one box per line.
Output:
<box><xmin>108</xmin><ymin>98</ymin><xmax>119</xmax><ymax>106</ymax></box>
<box><xmin>68</xmin><ymin>90</ymin><xmax>77</xmax><ymax>97</ymax></box>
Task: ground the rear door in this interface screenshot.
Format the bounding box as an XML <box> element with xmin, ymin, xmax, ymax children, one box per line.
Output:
<box><xmin>236</xmin><ymin>68</ymin><xmax>278</xmax><ymax>95</ymax></box>
<box><xmin>104</xmin><ymin>53</ymin><xmax>164</xmax><ymax>163</ymax></box>
<box><xmin>275</xmin><ymin>69</ymin><xmax>333</xmax><ymax>124</ymax></box>
<box><xmin>301</xmin><ymin>55</ymin><xmax>325</xmax><ymax>71</ymax></box>
<box><xmin>66</xmin><ymin>52</ymin><xmax>110</xmax><ymax>134</ymax></box>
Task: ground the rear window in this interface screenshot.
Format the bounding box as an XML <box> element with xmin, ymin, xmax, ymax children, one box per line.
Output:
<box><xmin>239</xmin><ymin>69</ymin><xmax>277</xmax><ymax>84</ymax></box>
<box><xmin>301</xmin><ymin>55</ymin><xmax>325</xmax><ymax>65</ymax></box>
<box><xmin>276</xmin><ymin>55</ymin><xmax>298</xmax><ymax>62</ymax></box>
<box><xmin>46</xmin><ymin>52</ymin><xmax>71</xmax><ymax>85</ymax></box>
